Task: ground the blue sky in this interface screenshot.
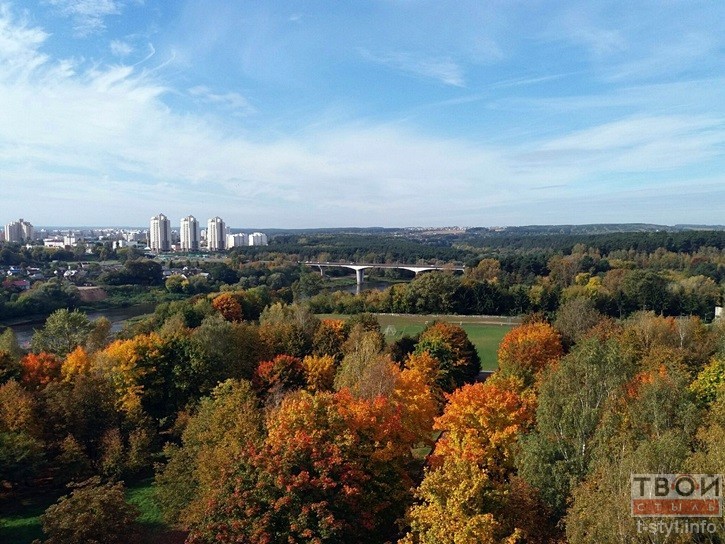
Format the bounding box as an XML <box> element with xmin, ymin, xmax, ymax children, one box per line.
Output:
<box><xmin>0</xmin><ymin>0</ymin><xmax>723</xmax><ymax>228</ymax></box>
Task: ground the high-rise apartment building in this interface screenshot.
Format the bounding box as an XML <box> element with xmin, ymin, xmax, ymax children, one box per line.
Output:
<box><xmin>248</xmin><ymin>232</ymin><xmax>268</xmax><ymax>246</ymax></box>
<box><xmin>226</xmin><ymin>233</ymin><xmax>247</xmax><ymax>248</ymax></box>
<box><xmin>180</xmin><ymin>215</ymin><xmax>200</xmax><ymax>251</ymax></box>
<box><xmin>207</xmin><ymin>217</ymin><xmax>226</xmax><ymax>251</ymax></box>
<box><xmin>4</xmin><ymin>219</ymin><xmax>33</xmax><ymax>242</ymax></box>
<box><xmin>149</xmin><ymin>213</ymin><xmax>171</xmax><ymax>252</ymax></box>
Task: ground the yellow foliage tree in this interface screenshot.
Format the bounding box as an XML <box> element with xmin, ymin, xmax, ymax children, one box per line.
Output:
<box><xmin>302</xmin><ymin>354</ymin><xmax>337</xmax><ymax>392</ymax></box>
<box><xmin>94</xmin><ymin>333</ymin><xmax>163</xmax><ymax>414</ymax></box>
<box><xmin>400</xmin><ymin>458</ymin><xmax>519</xmax><ymax>544</ymax></box>
<box><xmin>61</xmin><ymin>346</ymin><xmax>92</xmax><ymax>382</ymax></box>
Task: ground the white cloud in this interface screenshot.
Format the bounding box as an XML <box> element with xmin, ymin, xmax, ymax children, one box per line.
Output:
<box><xmin>110</xmin><ymin>39</ymin><xmax>132</xmax><ymax>56</ymax></box>
<box><xmin>0</xmin><ymin>4</ymin><xmax>723</xmax><ymax>227</ymax></box>
<box><xmin>0</xmin><ymin>4</ymin><xmax>49</xmax><ymax>73</ymax></box>
<box><xmin>359</xmin><ymin>49</ymin><xmax>465</xmax><ymax>87</ymax></box>
<box><xmin>47</xmin><ymin>0</ymin><xmax>124</xmax><ymax>36</ymax></box>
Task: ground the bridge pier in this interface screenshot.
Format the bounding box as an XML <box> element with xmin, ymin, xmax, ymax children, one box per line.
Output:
<box><xmin>355</xmin><ymin>268</ymin><xmax>364</xmax><ymax>285</ymax></box>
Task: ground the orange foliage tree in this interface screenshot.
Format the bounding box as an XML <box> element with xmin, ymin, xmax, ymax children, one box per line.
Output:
<box><xmin>497</xmin><ymin>321</ymin><xmax>562</xmax><ymax>387</ymax></box>
<box><xmin>433</xmin><ymin>377</ymin><xmax>535</xmax><ymax>477</ymax></box>
<box><xmin>392</xmin><ymin>365</ymin><xmax>438</xmax><ymax>446</ymax></box>
<box><xmin>21</xmin><ymin>352</ymin><xmax>62</xmax><ymax>390</ymax></box>
<box><xmin>253</xmin><ymin>354</ymin><xmax>306</xmax><ymax>398</ymax></box>
<box><xmin>211</xmin><ymin>293</ymin><xmax>243</xmax><ymax>322</ymax></box>
<box><xmin>189</xmin><ymin>389</ymin><xmax>417</xmax><ymax>543</ymax></box>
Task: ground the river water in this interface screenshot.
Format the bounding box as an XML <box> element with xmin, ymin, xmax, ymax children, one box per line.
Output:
<box><xmin>339</xmin><ymin>280</ymin><xmax>396</xmax><ymax>294</ymax></box>
<box><xmin>7</xmin><ymin>303</ymin><xmax>157</xmax><ymax>347</ymax></box>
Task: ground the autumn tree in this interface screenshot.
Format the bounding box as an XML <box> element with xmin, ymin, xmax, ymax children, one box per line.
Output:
<box><xmin>690</xmin><ymin>355</ymin><xmax>725</xmax><ymax>406</ymax></box>
<box><xmin>155</xmin><ymin>379</ymin><xmax>264</xmax><ymax>526</ymax></box>
<box><xmin>212</xmin><ymin>292</ymin><xmax>243</xmax><ymax>322</ymax></box>
<box><xmin>60</xmin><ymin>346</ymin><xmax>92</xmax><ymax>381</ymax></box>
<box><xmin>433</xmin><ymin>377</ymin><xmax>535</xmax><ymax>478</ymax></box>
<box><xmin>40</xmin><ymin>477</ymin><xmax>139</xmax><ymax>544</ymax></box>
<box><xmin>313</xmin><ymin>318</ymin><xmax>349</xmax><ymax>360</ymax></box>
<box><xmin>20</xmin><ymin>352</ymin><xmax>62</xmax><ymax>390</ymax></box>
<box><xmin>188</xmin><ymin>389</ymin><xmax>416</xmax><ymax>543</ymax></box>
<box><xmin>335</xmin><ymin>326</ymin><xmax>398</xmax><ymax>399</ymax></box>
<box><xmin>302</xmin><ymin>354</ymin><xmax>337</xmax><ymax>392</ymax></box>
<box><xmin>0</xmin><ymin>380</ymin><xmax>45</xmax><ymax>487</ymax></box>
<box><xmin>392</xmin><ymin>364</ymin><xmax>438</xmax><ymax>446</ymax></box>
<box><xmin>497</xmin><ymin>321</ymin><xmax>562</xmax><ymax>388</ymax></box>
<box><xmin>253</xmin><ymin>354</ymin><xmax>306</xmax><ymax>400</ymax></box>
<box><xmin>401</xmin><ymin>458</ymin><xmax>510</xmax><ymax>544</ymax></box>
<box><xmin>467</xmin><ymin>258</ymin><xmax>501</xmax><ymax>282</ymax></box>
<box><xmin>401</xmin><ymin>458</ymin><xmax>555</xmax><ymax>544</ymax></box>
<box><xmin>414</xmin><ymin>321</ymin><xmax>480</xmax><ymax>392</ymax></box>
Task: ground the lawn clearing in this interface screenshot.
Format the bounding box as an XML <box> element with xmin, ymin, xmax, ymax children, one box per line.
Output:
<box><xmin>1</xmin><ymin>480</ymin><xmax>178</xmax><ymax>544</ymax></box>
<box><xmin>0</xmin><ymin>499</ymin><xmax>47</xmax><ymax>544</ymax></box>
<box><xmin>318</xmin><ymin>313</ymin><xmax>518</xmax><ymax>371</ymax></box>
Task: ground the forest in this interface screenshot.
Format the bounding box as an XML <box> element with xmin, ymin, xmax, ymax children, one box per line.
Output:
<box><xmin>1</xmin><ymin>289</ymin><xmax>725</xmax><ymax>542</ymax></box>
<box><xmin>1</xmin><ymin>228</ymin><xmax>724</xmax><ymax>542</ymax></box>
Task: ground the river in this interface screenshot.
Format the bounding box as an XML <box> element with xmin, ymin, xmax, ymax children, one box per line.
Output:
<box><xmin>339</xmin><ymin>280</ymin><xmax>396</xmax><ymax>294</ymax></box>
<box><xmin>6</xmin><ymin>303</ymin><xmax>157</xmax><ymax>347</ymax></box>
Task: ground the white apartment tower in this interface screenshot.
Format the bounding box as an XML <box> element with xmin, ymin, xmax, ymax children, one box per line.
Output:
<box><xmin>226</xmin><ymin>233</ymin><xmax>247</xmax><ymax>248</ymax></box>
<box><xmin>180</xmin><ymin>215</ymin><xmax>200</xmax><ymax>251</ymax></box>
<box><xmin>149</xmin><ymin>213</ymin><xmax>171</xmax><ymax>252</ymax></box>
<box><xmin>4</xmin><ymin>219</ymin><xmax>33</xmax><ymax>242</ymax></box>
<box><xmin>248</xmin><ymin>232</ymin><xmax>268</xmax><ymax>246</ymax></box>
<box><xmin>207</xmin><ymin>217</ymin><xmax>226</xmax><ymax>251</ymax></box>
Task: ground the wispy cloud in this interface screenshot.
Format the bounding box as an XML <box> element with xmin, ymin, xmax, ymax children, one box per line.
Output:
<box><xmin>604</xmin><ymin>33</ymin><xmax>719</xmax><ymax>82</ymax></box>
<box><xmin>47</xmin><ymin>0</ymin><xmax>125</xmax><ymax>36</ymax></box>
<box><xmin>359</xmin><ymin>48</ymin><xmax>465</xmax><ymax>87</ymax></box>
<box><xmin>188</xmin><ymin>85</ymin><xmax>255</xmax><ymax>116</ymax></box>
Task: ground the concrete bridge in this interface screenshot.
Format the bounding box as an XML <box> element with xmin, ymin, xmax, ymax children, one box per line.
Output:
<box><xmin>303</xmin><ymin>261</ymin><xmax>465</xmax><ymax>285</ymax></box>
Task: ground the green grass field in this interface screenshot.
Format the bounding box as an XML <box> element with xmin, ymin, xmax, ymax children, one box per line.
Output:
<box><xmin>319</xmin><ymin>313</ymin><xmax>518</xmax><ymax>371</ymax></box>
<box><xmin>0</xmin><ymin>494</ymin><xmax>49</xmax><ymax>544</ymax></box>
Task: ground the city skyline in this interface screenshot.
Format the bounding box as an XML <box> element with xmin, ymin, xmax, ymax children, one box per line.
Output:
<box><xmin>1</xmin><ymin>1</ymin><xmax>723</xmax><ymax>227</ymax></box>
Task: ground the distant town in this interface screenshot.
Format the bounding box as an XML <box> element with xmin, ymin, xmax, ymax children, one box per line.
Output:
<box><xmin>2</xmin><ymin>215</ymin><xmax>269</xmax><ymax>253</ymax></box>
